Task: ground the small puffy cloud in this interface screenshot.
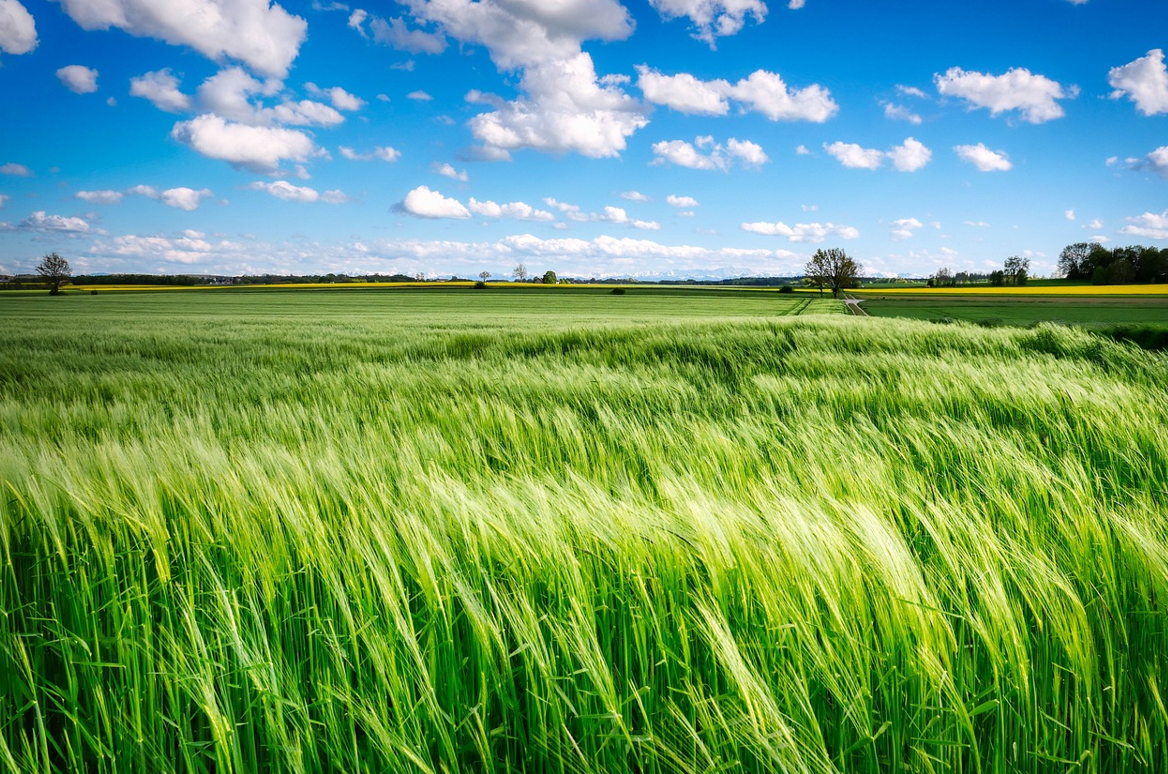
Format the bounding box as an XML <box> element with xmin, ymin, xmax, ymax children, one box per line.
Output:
<box><xmin>789</xmin><ymin>0</ymin><xmax>805</xmax><ymax>7</ymax></box>
<box><xmin>159</xmin><ymin>187</ymin><xmax>213</xmax><ymax>211</ymax></box>
<box><xmin>1108</xmin><ymin>49</ymin><xmax>1168</xmax><ymax>116</ymax></box>
<box><xmin>620</xmin><ymin>191</ymin><xmax>649</xmax><ymax>201</ymax></box>
<box><xmin>727</xmin><ymin>138</ymin><xmax>768</xmax><ymax>166</ymax></box>
<box><xmin>370</xmin><ymin>16</ymin><xmax>447</xmax><ymax>55</ymax></box>
<box><xmin>595</xmin><ymin>205</ymin><xmax>659</xmax><ymax>230</ymax></box>
<box><xmin>306</xmin><ymin>83</ymin><xmax>366</xmax><ymax>111</ymax></box>
<box><xmin>130</xmin><ymin>69</ymin><xmax>192</xmax><ymax>112</ymax></box>
<box><xmin>0</xmin><ymin>0</ymin><xmax>37</xmax><ymax>55</ymax></box>
<box><xmin>890</xmin><ymin>217</ymin><xmax>924</xmax><ymax>240</ymax></box>
<box><xmin>1065</xmin><ymin>209</ymin><xmax>1075</xmax><ymax>221</ymax></box>
<box><xmin>636</xmin><ymin>66</ymin><xmax>729</xmax><ymax>115</ymax></box>
<box><xmin>76</xmin><ymin>189</ymin><xmax>124</xmax><ymax>204</ymax></box>
<box><xmin>888</xmin><ymin>137</ymin><xmax>932</xmax><ymax>172</ymax></box>
<box><xmin>268</xmin><ymin>100</ymin><xmax>345</xmax><ymax>126</ymax></box>
<box><xmin>824</xmin><ymin>141</ymin><xmax>885</xmax><ymax>170</ymax></box>
<box><xmin>652</xmin><ymin>136</ymin><xmax>767</xmax><ymax>171</ymax></box>
<box><xmin>0</xmin><ymin>162</ymin><xmax>32</xmax><ymax>176</ymax></box>
<box><xmin>1125</xmin><ymin>146</ymin><xmax>1168</xmax><ymax>178</ymax></box>
<box><xmin>728</xmin><ymin>70</ymin><xmax>837</xmax><ymax>122</ymax></box>
<box><xmin>740</xmin><ymin>220</ymin><xmax>860</xmax><ymax>242</ymax></box>
<box><xmin>247</xmin><ymin>180</ymin><xmax>347</xmax><ymax>204</ymax></box>
<box><xmin>1085</xmin><ymin>218</ymin><xmax>1103</xmax><ymax>229</ymax></box>
<box><xmin>637</xmin><ymin>67</ymin><xmax>837</xmax><ymax>122</ymax></box>
<box><xmin>1119</xmin><ymin>210</ymin><xmax>1168</xmax><ymax>240</ymax></box>
<box><xmin>53</xmin><ymin>0</ymin><xmax>307</xmax><ymax>78</ymax></box>
<box><xmin>407</xmin><ymin>90</ymin><xmax>433</xmax><ymax>101</ymax></box>
<box><xmin>543</xmin><ymin>197</ymin><xmax>585</xmax><ymax>220</ymax></box>
<box><xmin>347</xmin><ymin>9</ymin><xmax>367</xmax><ymax>31</ymax></box>
<box><xmin>954</xmin><ymin>143</ymin><xmax>1012</xmax><ymax>172</ymax></box>
<box><xmin>395</xmin><ymin>185</ymin><xmax>471</xmax><ymax>219</ymax></box>
<box><xmin>935</xmin><ymin>66</ymin><xmax>1074</xmax><ymax>124</ymax></box>
<box><xmin>882</xmin><ymin>102</ymin><xmax>921</xmax><ymax>124</ymax></box>
<box><xmin>897</xmin><ymin>85</ymin><xmax>927</xmax><ymax>99</ymax></box>
<box><xmin>468</xmin><ymin>198</ymin><xmax>555</xmax><ymax>221</ymax></box>
<box><xmin>340</xmin><ymin>145</ymin><xmax>401</xmax><ymax>162</ymax></box>
<box><xmin>667</xmin><ymin>194</ymin><xmax>698</xmax><ymax>207</ymax></box>
<box><xmin>19</xmin><ymin>211</ymin><xmax>91</xmax><ymax>232</ymax></box>
<box><xmin>171</xmin><ymin>114</ymin><xmax>318</xmax><ymax>173</ymax></box>
<box><xmin>56</xmin><ymin>65</ymin><xmax>98</xmax><ymax>94</ymax></box>
<box><xmin>127</xmin><ymin>184</ymin><xmax>159</xmax><ymax>198</ymax></box>
<box><xmin>435</xmin><ymin>163</ymin><xmax>468</xmax><ymax>181</ymax></box>
<box><xmin>648</xmin><ymin>0</ymin><xmax>766</xmax><ymax>47</ymax></box>
<box><xmin>795</xmin><ymin>144</ymin><xmax>810</xmax><ymax>155</ymax></box>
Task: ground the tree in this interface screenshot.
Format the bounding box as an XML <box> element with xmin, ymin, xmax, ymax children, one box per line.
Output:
<box><xmin>1058</xmin><ymin>243</ymin><xmax>1093</xmax><ymax>280</ymax></box>
<box><xmin>933</xmin><ymin>267</ymin><xmax>954</xmax><ymax>287</ymax></box>
<box><xmin>1004</xmin><ymin>255</ymin><xmax>1030</xmax><ymax>286</ymax></box>
<box><xmin>542</xmin><ymin>270</ymin><xmax>557</xmax><ymax>285</ymax></box>
<box><xmin>478</xmin><ymin>271</ymin><xmax>492</xmax><ymax>282</ymax></box>
<box><xmin>513</xmin><ymin>263</ymin><xmax>528</xmax><ymax>282</ymax></box>
<box><xmin>804</xmin><ymin>248</ymin><xmax>862</xmax><ymax>298</ymax></box>
<box><xmin>36</xmin><ymin>252</ymin><xmax>71</xmax><ymax>295</ymax></box>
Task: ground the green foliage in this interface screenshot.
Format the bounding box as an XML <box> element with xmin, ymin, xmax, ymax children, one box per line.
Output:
<box><xmin>1</xmin><ymin>291</ymin><xmax>1166</xmax><ymax>773</ymax></box>
<box><xmin>1062</xmin><ymin>242</ymin><xmax>1168</xmax><ymax>284</ymax></box>
<box><xmin>543</xmin><ymin>270</ymin><xmax>558</xmax><ymax>284</ymax></box>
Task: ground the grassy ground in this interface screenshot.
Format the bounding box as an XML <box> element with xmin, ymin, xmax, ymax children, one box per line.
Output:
<box><xmin>859</xmin><ymin>295</ymin><xmax>1168</xmax><ymax>325</ymax></box>
<box><xmin>1</xmin><ymin>290</ymin><xmax>1166</xmax><ymax>773</ymax></box>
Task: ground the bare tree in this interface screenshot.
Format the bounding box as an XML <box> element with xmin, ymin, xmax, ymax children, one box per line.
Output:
<box><xmin>513</xmin><ymin>263</ymin><xmax>528</xmax><ymax>282</ymax></box>
<box><xmin>479</xmin><ymin>271</ymin><xmax>492</xmax><ymax>282</ymax></box>
<box><xmin>804</xmin><ymin>248</ymin><xmax>861</xmax><ymax>298</ymax></box>
<box><xmin>36</xmin><ymin>252</ymin><xmax>71</xmax><ymax>295</ymax></box>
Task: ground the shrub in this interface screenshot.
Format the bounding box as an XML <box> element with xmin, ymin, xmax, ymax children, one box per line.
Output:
<box><xmin>474</xmin><ymin>281</ymin><xmax>487</xmax><ymax>290</ymax></box>
<box><xmin>610</xmin><ymin>288</ymin><xmax>626</xmax><ymax>295</ymax></box>
<box><xmin>778</xmin><ymin>285</ymin><xmax>794</xmax><ymax>294</ymax></box>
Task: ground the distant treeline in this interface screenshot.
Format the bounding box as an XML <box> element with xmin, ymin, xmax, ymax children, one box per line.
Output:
<box><xmin>71</xmin><ymin>274</ymin><xmax>209</xmax><ymax>286</ymax></box>
<box><xmin>1059</xmin><ymin>243</ymin><xmax>1168</xmax><ymax>284</ymax></box>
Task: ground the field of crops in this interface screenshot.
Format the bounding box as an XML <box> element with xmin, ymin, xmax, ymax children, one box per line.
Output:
<box><xmin>2</xmin><ymin>289</ymin><xmax>1166</xmax><ymax>773</ymax></box>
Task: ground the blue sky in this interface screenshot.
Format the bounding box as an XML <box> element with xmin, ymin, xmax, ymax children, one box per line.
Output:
<box><xmin>0</xmin><ymin>0</ymin><xmax>1165</xmax><ymax>279</ymax></box>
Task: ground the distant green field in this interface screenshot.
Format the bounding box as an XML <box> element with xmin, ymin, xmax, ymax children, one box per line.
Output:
<box><xmin>2</xmin><ymin>290</ymin><xmax>1166</xmax><ymax>773</ymax></box>
<box><xmin>862</xmin><ymin>294</ymin><xmax>1168</xmax><ymax>326</ymax></box>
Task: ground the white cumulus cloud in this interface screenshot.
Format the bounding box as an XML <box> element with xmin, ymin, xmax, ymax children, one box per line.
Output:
<box><xmin>435</xmin><ymin>163</ymin><xmax>468</xmax><ymax>181</ymax></box>
<box><xmin>0</xmin><ymin>0</ymin><xmax>37</xmax><ymax>55</ymax></box>
<box><xmin>1127</xmin><ymin>145</ymin><xmax>1168</xmax><ymax>178</ymax></box>
<box><xmin>647</xmin><ymin>0</ymin><xmax>766</xmax><ymax>47</ymax></box>
<box><xmin>637</xmin><ymin>66</ymin><xmax>837</xmax><ymax>122</ymax></box>
<box><xmin>468</xmin><ymin>198</ymin><xmax>555</xmax><ymax>221</ymax></box>
<box><xmin>954</xmin><ymin>143</ymin><xmax>1012</xmax><ymax>172</ymax></box>
<box><xmin>369</xmin><ymin>15</ymin><xmax>447</xmax><ymax>54</ymax></box>
<box><xmin>888</xmin><ymin>137</ymin><xmax>932</xmax><ymax>172</ymax></box>
<box><xmin>1119</xmin><ymin>210</ymin><xmax>1168</xmax><ymax>240</ymax></box>
<box><xmin>395</xmin><ymin>185</ymin><xmax>471</xmax><ymax>219</ymax></box>
<box><xmin>171</xmin><ymin>114</ymin><xmax>318</xmax><ymax>173</ymax></box>
<box><xmin>824</xmin><ymin>141</ymin><xmax>885</xmax><ymax>170</ymax></box>
<box><xmin>740</xmin><ymin>220</ymin><xmax>860</xmax><ymax>242</ymax></box>
<box><xmin>76</xmin><ymin>190</ymin><xmax>124</xmax><ymax>204</ymax></box>
<box><xmin>1</xmin><ymin>162</ymin><xmax>32</xmax><ymax>176</ymax></box>
<box><xmin>19</xmin><ymin>211</ymin><xmax>91</xmax><ymax>232</ymax></box>
<box><xmin>935</xmin><ymin>66</ymin><xmax>1074</xmax><ymax>124</ymax></box>
<box><xmin>340</xmin><ymin>145</ymin><xmax>400</xmax><ymax>162</ymax></box>
<box><xmin>56</xmin><ymin>65</ymin><xmax>98</xmax><ymax>93</ymax></box>
<box><xmin>158</xmin><ymin>187</ymin><xmax>213</xmax><ymax>210</ymax></box>
<box><xmin>130</xmin><ymin>69</ymin><xmax>192</xmax><ymax>112</ymax></box>
<box><xmin>667</xmin><ymin>194</ymin><xmax>699</xmax><ymax>207</ymax></box>
<box><xmin>620</xmin><ymin>191</ymin><xmax>650</xmax><ymax>201</ymax></box>
<box><xmin>248</xmin><ymin>181</ymin><xmax>347</xmax><ymax>204</ymax></box>
<box><xmin>306</xmin><ymin>83</ymin><xmax>366</xmax><ymax>111</ymax></box>
<box><xmin>53</xmin><ymin>0</ymin><xmax>307</xmax><ymax>78</ymax></box>
<box><xmin>889</xmin><ymin>217</ymin><xmax>924</xmax><ymax>240</ymax></box>
<box><xmin>652</xmin><ymin>135</ymin><xmax>767</xmax><ymax>171</ymax></box>
<box><xmin>1109</xmin><ymin>50</ymin><xmax>1168</xmax><ymax>116</ymax></box>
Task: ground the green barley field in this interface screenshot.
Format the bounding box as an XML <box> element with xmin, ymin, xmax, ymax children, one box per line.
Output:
<box><xmin>2</xmin><ymin>288</ymin><xmax>1166</xmax><ymax>773</ymax></box>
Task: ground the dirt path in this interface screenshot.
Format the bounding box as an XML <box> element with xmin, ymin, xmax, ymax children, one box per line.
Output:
<box><xmin>844</xmin><ymin>295</ymin><xmax>869</xmax><ymax>316</ymax></box>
